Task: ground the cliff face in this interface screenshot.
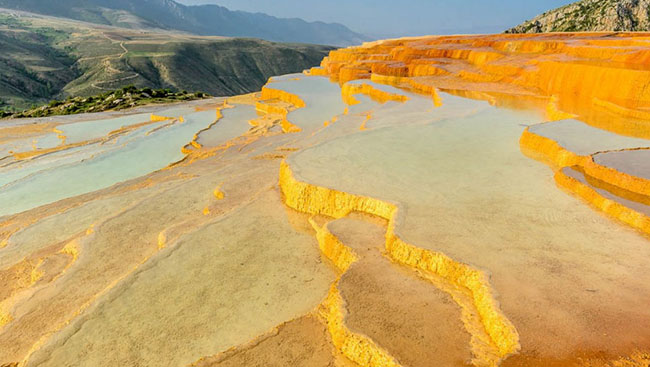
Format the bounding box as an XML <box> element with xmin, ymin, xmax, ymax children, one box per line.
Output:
<box><xmin>506</xmin><ymin>0</ymin><xmax>650</xmax><ymax>33</ymax></box>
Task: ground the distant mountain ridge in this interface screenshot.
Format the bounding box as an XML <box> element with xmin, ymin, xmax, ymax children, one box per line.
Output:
<box><xmin>0</xmin><ymin>0</ymin><xmax>368</xmax><ymax>46</ymax></box>
<box><xmin>506</xmin><ymin>0</ymin><xmax>650</xmax><ymax>33</ymax></box>
<box><xmin>0</xmin><ymin>11</ymin><xmax>333</xmax><ymax>109</ymax></box>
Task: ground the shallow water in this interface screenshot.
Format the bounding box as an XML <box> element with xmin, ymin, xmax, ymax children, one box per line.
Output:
<box><xmin>529</xmin><ymin>118</ymin><xmax>650</xmax><ymax>155</ymax></box>
<box><xmin>0</xmin><ymin>119</ymin><xmax>172</xmax><ymax>189</ymax></box>
<box><xmin>196</xmin><ymin>105</ymin><xmax>256</xmax><ymax>147</ymax></box>
<box><xmin>265</xmin><ymin>75</ymin><xmax>347</xmax><ymax>129</ymax></box>
<box><xmin>0</xmin><ymin>110</ymin><xmax>217</xmax><ymax>216</ymax></box>
<box><xmin>288</xmin><ymin>87</ymin><xmax>650</xmax><ymax>361</ymax></box>
<box><xmin>33</xmin><ymin>133</ymin><xmax>62</xmax><ymax>150</ymax></box>
<box><xmin>593</xmin><ymin>148</ymin><xmax>650</xmax><ymax>180</ymax></box>
<box><xmin>57</xmin><ymin>113</ymin><xmax>152</xmax><ymax>144</ymax></box>
<box><xmin>562</xmin><ymin>166</ymin><xmax>650</xmax><ymax>216</ymax></box>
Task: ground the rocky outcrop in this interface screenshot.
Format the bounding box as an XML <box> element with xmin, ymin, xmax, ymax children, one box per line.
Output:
<box><xmin>506</xmin><ymin>0</ymin><xmax>650</xmax><ymax>33</ymax></box>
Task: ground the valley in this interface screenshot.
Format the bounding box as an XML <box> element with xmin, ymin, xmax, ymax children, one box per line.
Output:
<box><xmin>0</xmin><ymin>10</ymin><xmax>332</xmax><ymax>110</ymax></box>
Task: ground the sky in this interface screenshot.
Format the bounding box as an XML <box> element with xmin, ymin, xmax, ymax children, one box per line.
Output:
<box><xmin>175</xmin><ymin>0</ymin><xmax>575</xmax><ymax>38</ymax></box>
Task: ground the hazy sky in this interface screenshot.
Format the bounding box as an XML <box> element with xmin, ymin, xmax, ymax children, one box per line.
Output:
<box><xmin>175</xmin><ymin>0</ymin><xmax>574</xmax><ymax>38</ymax></box>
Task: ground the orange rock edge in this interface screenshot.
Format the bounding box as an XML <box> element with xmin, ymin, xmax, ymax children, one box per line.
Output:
<box><xmin>308</xmin><ymin>33</ymin><xmax>650</xmax><ymax>239</ymax></box>
<box><xmin>279</xmin><ymin>161</ymin><xmax>519</xmax><ymax>366</ymax></box>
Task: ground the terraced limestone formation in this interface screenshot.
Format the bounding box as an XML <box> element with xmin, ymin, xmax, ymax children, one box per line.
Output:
<box><xmin>1</xmin><ymin>33</ymin><xmax>650</xmax><ymax>367</ymax></box>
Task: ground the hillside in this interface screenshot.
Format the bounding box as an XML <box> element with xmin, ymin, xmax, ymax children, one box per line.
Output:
<box><xmin>0</xmin><ymin>11</ymin><xmax>332</xmax><ymax>110</ymax></box>
<box><xmin>506</xmin><ymin>0</ymin><xmax>650</xmax><ymax>33</ymax></box>
<box><xmin>0</xmin><ymin>0</ymin><xmax>367</xmax><ymax>46</ymax></box>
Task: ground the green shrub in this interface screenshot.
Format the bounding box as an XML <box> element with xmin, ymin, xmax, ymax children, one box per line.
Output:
<box><xmin>122</xmin><ymin>85</ymin><xmax>137</xmax><ymax>94</ymax></box>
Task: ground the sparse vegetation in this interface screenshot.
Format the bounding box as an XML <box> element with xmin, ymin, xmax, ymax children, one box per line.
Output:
<box><xmin>2</xmin><ymin>85</ymin><xmax>210</xmax><ymax>119</ymax></box>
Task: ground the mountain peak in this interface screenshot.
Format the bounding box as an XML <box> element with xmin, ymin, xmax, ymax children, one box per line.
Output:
<box><xmin>506</xmin><ymin>0</ymin><xmax>650</xmax><ymax>33</ymax></box>
<box><xmin>0</xmin><ymin>0</ymin><xmax>368</xmax><ymax>46</ymax></box>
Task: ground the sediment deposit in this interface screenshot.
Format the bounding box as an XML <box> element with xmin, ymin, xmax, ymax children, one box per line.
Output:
<box><xmin>1</xmin><ymin>33</ymin><xmax>650</xmax><ymax>367</ymax></box>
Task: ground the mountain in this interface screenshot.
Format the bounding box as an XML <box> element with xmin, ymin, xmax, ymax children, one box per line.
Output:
<box><xmin>0</xmin><ymin>0</ymin><xmax>368</xmax><ymax>46</ymax></box>
<box><xmin>0</xmin><ymin>11</ymin><xmax>332</xmax><ymax>110</ymax></box>
<box><xmin>505</xmin><ymin>0</ymin><xmax>650</xmax><ymax>33</ymax></box>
